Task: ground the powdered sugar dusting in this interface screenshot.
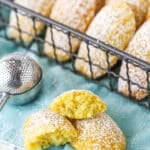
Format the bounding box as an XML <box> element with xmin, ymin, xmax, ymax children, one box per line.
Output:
<box><xmin>23</xmin><ymin>110</ymin><xmax>75</xmax><ymax>141</ymax></box>
<box><xmin>44</xmin><ymin>0</ymin><xmax>98</xmax><ymax>61</ymax></box>
<box><xmin>106</xmin><ymin>0</ymin><xmax>148</xmax><ymax>28</ymax></box>
<box><xmin>9</xmin><ymin>0</ymin><xmax>55</xmax><ymax>42</ymax></box>
<box><xmin>118</xmin><ymin>21</ymin><xmax>150</xmax><ymax>100</ymax></box>
<box><xmin>75</xmin><ymin>4</ymin><xmax>135</xmax><ymax>78</ymax></box>
<box><xmin>72</xmin><ymin>113</ymin><xmax>126</xmax><ymax>149</ymax></box>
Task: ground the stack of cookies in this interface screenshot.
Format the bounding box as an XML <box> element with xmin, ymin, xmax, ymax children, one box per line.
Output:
<box><xmin>23</xmin><ymin>90</ymin><xmax>126</xmax><ymax>150</ymax></box>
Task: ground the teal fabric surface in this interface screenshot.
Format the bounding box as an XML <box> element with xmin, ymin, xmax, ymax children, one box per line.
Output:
<box><xmin>0</xmin><ymin>38</ymin><xmax>150</xmax><ymax>150</ymax></box>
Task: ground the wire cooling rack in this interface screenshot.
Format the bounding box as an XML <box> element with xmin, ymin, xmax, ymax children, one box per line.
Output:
<box><xmin>0</xmin><ymin>0</ymin><xmax>150</xmax><ymax>109</ymax></box>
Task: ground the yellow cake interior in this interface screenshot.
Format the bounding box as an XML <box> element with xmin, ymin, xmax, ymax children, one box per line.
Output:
<box><xmin>23</xmin><ymin>110</ymin><xmax>77</xmax><ymax>150</ymax></box>
<box><xmin>49</xmin><ymin>90</ymin><xmax>106</xmax><ymax>119</ymax></box>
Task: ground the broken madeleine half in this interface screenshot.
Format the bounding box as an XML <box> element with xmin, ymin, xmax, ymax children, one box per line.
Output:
<box><xmin>49</xmin><ymin>90</ymin><xmax>106</xmax><ymax>119</ymax></box>
<box><xmin>23</xmin><ymin>110</ymin><xmax>77</xmax><ymax>150</ymax></box>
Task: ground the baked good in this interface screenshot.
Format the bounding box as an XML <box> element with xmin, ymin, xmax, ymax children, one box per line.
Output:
<box><xmin>75</xmin><ymin>3</ymin><xmax>135</xmax><ymax>79</ymax></box>
<box><xmin>23</xmin><ymin>110</ymin><xmax>77</xmax><ymax>150</ymax></box>
<box><xmin>71</xmin><ymin>113</ymin><xmax>126</xmax><ymax>150</ymax></box>
<box><xmin>147</xmin><ymin>7</ymin><xmax>150</xmax><ymax>20</ymax></box>
<box><xmin>44</xmin><ymin>0</ymin><xmax>102</xmax><ymax>62</ymax></box>
<box><xmin>49</xmin><ymin>90</ymin><xmax>106</xmax><ymax>119</ymax></box>
<box><xmin>148</xmin><ymin>0</ymin><xmax>150</xmax><ymax>6</ymax></box>
<box><xmin>118</xmin><ymin>20</ymin><xmax>150</xmax><ymax>100</ymax></box>
<box><xmin>106</xmin><ymin>0</ymin><xmax>148</xmax><ymax>28</ymax></box>
<box><xmin>96</xmin><ymin>0</ymin><xmax>105</xmax><ymax>13</ymax></box>
<box><xmin>9</xmin><ymin>0</ymin><xmax>55</xmax><ymax>42</ymax></box>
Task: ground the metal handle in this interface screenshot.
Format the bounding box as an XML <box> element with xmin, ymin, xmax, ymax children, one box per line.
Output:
<box><xmin>0</xmin><ymin>93</ymin><xmax>9</xmax><ymax>111</ymax></box>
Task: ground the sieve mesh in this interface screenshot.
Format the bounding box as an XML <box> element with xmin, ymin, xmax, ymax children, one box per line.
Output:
<box><xmin>0</xmin><ymin>53</ymin><xmax>42</xmax><ymax>95</ymax></box>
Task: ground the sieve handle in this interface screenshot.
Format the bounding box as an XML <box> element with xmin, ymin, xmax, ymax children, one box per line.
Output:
<box><xmin>0</xmin><ymin>93</ymin><xmax>9</xmax><ymax>111</ymax></box>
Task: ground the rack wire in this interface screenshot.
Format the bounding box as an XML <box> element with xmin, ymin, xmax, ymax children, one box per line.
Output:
<box><xmin>0</xmin><ymin>0</ymin><xmax>150</xmax><ymax>109</ymax></box>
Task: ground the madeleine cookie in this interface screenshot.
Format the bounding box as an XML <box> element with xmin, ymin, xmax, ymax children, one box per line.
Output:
<box><xmin>23</xmin><ymin>110</ymin><xmax>77</xmax><ymax>150</ymax></box>
<box><xmin>96</xmin><ymin>0</ymin><xmax>105</xmax><ymax>13</ymax></box>
<box><xmin>75</xmin><ymin>3</ymin><xmax>135</xmax><ymax>79</ymax></box>
<box><xmin>71</xmin><ymin>113</ymin><xmax>126</xmax><ymax>150</ymax></box>
<box><xmin>49</xmin><ymin>90</ymin><xmax>106</xmax><ymax>119</ymax></box>
<box><xmin>147</xmin><ymin>7</ymin><xmax>150</xmax><ymax>20</ymax></box>
<box><xmin>9</xmin><ymin>0</ymin><xmax>55</xmax><ymax>42</ymax></box>
<box><xmin>44</xmin><ymin>0</ymin><xmax>101</xmax><ymax>61</ymax></box>
<box><xmin>106</xmin><ymin>0</ymin><xmax>148</xmax><ymax>28</ymax></box>
<box><xmin>118</xmin><ymin>20</ymin><xmax>150</xmax><ymax>100</ymax></box>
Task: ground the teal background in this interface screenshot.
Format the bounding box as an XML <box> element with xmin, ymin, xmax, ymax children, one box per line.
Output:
<box><xmin>0</xmin><ymin>37</ymin><xmax>150</xmax><ymax>150</ymax></box>
<box><xmin>0</xmin><ymin>3</ymin><xmax>150</xmax><ymax>150</ymax></box>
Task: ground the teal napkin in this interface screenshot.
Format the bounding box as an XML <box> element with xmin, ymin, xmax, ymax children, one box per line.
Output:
<box><xmin>0</xmin><ymin>37</ymin><xmax>150</xmax><ymax>150</ymax></box>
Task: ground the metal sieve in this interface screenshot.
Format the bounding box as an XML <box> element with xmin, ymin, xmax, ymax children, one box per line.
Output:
<box><xmin>0</xmin><ymin>52</ymin><xmax>42</xmax><ymax>110</ymax></box>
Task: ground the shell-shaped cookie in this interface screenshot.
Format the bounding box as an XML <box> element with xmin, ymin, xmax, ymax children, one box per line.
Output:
<box><xmin>44</xmin><ymin>0</ymin><xmax>99</xmax><ymax>61</ymax></box>
<box><xmin>95</xmin><ymin>0</ymin><xmax>105</xmax><ymax>13</ymax></box>
<box><xmin>9</xmin><ymin>0</ymin><xmax>55</xmax><ymax>42</ymax></box>
<box><xmin>147</xmin><ymin>7</ymin><xmax>150</xmax><ymax>20</ymax></box>
<box><xmin>49</xmin><ymin>90</ymin><xmax>106</xmax><ymax>119</ymax></box>
<box><xmin>106</xmin><ymin>0</ymin><xmax>148</xmax><ymax>28</ymax></box>
<box><xmin>23</xmin><ymin>110</ymin><xmax>77</xmax><ymax>150</ymax></box>
<box><xmin>148</xmin><ymin>0</ymin><xmax>150</xmax><ymax>6</ymax></box>
<box><xmin>75</xmin><ymin>3</ymin><xmax>135</xmax><ymax>79</ymax></box>
<box><xmin>71</xmin><ymin>113</ymin><xmax>126</xmax><ymax>150</ymax></box>
<box><xmin>118</xmin><ymin>20</ymin><xmax>150</xmax><ymax>100</ymax></box>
